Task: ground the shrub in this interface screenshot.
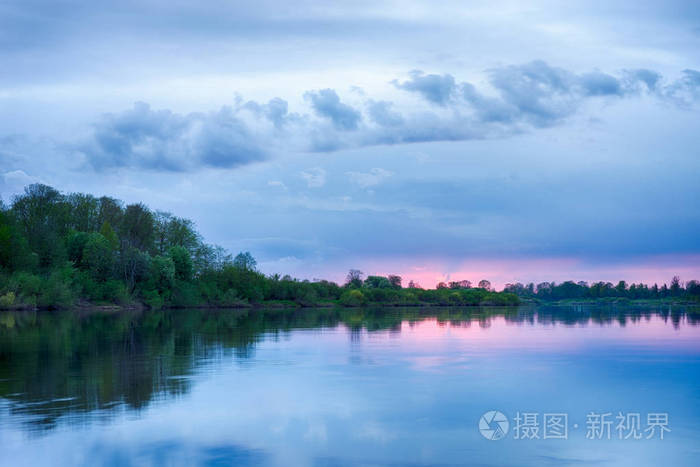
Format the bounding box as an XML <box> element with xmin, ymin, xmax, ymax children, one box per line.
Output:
<box><xmin>38</xmin><ymin>267</ymin><xmax>75</xmax><ymax>308</ymax></box>
<box><xmin>339</xmin><ymin>289</ymin><xmax>367</xmax><ymax>307</ymax></box>
<box><xmin>0</xmin><ymin>291</ymin><xmax>15</xmax><ymax>307</ymax></box>
<box><xmin>141</xmin><ymin>289</ymin><xmax>164</xmax><ymax>310</ymax></box>
<box><xmin>13</xmin><ymin>272</ymin><xmax>42</xmax><ymax>299</ymax></box>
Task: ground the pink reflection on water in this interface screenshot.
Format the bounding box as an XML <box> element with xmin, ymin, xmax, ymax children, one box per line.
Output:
<box><xmin>357</xmin><ymin>315</ymin><xmax>700</xmax><ymax>354</ymax></box>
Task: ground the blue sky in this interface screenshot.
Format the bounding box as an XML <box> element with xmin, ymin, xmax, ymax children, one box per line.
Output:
<box><xmin>1</xmin><ymin>0</ymin><xmax>699</xmax><ymax>287</ymax></box>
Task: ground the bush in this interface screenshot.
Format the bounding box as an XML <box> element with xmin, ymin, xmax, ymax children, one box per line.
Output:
<box><xmin>221</xmin><ymin>288</ymin><xmax>244</xmax><ymax>306</ymax></box>
<box><xmin>141</xmin><ymin>289</ymin><xmax>164</xmax><ymax>310</ymax></box>
<box><xmin>0</xmin><ymin>291</ymin><xmax>15</xmax><ymax>307</ymax></box>
<box><xmin>339</xmin><ymin>289</ymin><xmax>367</xmax><ymax>307</ymax></box>
<box><xmin>170</xmin><ymin>280</ymin><xmax>201</xmax><ymax>306</ymax></box>
<box><xmin>294</xmin><ymin>286</ymin><xmax>319</xmax><ymax>306</ymax></box>
<box><xmin>13</xmin><ymin>272</ymin><xmax>42</xmax><ymax>299</ymax></box>
<box><xmin>38</xmin><ymin>267</ymin><xmax>75</xmax><ymax>308</ymax></box>
<box><xmin>102</xmin><ymin>280</ymin><xmax>131</xmax><ymax>304</ymax></box>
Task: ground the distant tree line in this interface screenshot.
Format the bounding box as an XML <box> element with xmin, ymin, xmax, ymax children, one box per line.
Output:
<box><xmin>503</xmin><ymin>277</ymin><xmax>700</xmax><ymax>302</ymax></box>
<box><xmin>0</xmin><ymin>184</ymin><xmax>518</xmax><ymax>309</ymax></box>
<box><xmin>338</xmin><ymin>270</ymin><xmax>517</xmax><ymax>306</ymax></box>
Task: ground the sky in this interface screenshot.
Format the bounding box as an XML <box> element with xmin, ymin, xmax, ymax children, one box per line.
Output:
<box><xmin>1</xmin><ymin>0</ymin><xmax>699</xmax><ymax>288</ymax></box>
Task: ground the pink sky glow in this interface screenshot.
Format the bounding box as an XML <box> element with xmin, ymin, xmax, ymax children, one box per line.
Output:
<box><xmin>351</xmin><ymin>254</ymin><xmax>700</xmax><ymax>290</ymax></box>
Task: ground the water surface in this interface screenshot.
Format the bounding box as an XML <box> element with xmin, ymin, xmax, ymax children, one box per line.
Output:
<box><xmin>1</xmin><ymin>305</ymin><xmax>699</xmax><ymax>466</ymax></box>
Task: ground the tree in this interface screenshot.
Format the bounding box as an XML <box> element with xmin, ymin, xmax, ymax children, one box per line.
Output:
<box><xmin>670</xmin><ymin>276</ymin><xmax>682</xmax><ymax>297</ymax></box>
<box><xmin>615</xmin><ymin>280</ymin><xmax>627</xmax><ymax>296</ymax></box>
<box><xmin>346</xmin><ymin>269</ymin><xmax>364</xmax><ymax>288</ymax></box>
<box><xmin>387</xmin><ymin>274</ymin><xmax>402</xmax><ymax>289</ymax></box>
<box><xmin>686</xmin><ymin>280</ymin><xmax>700</xmax><ymax>297</ymax></box>
<box><xmin>67</xmin><ymin>193</ymin><xmax>100</xmax><ymax>232</ymax></box>
<box><xmin>118</xmin><ymin>247</ymin><xmax>150</xmax><ymax>291</ymax></box>
<box><xmin>83</xmin><ymin>233</ymin><xmax>114</xmax><ymax>281</ymax></box>
<box><xmin>121</xmin><ymin>203</ymin><xmax>155</xmax><ymax>251</ymax></box>
<box><xmin>99</xmin><ymin>221</ymin><xmax>120</xmax><ymax>251</ymax></box>
<box><xmin>149</xmin><ymin>255</ymin><xmax>176</xmax><ymax>294</ymax></box>
<box><xmin>154</xmin><ymin>211</ymin><xmax>197</xmax><ymax>255</ymax></box>
<box><xmin>233</xmin><ymin>251</ymin><xmax>257</xmax><ymax>271</ymax></box>
<box><xmin>0</xmin><ymin>208</ymin><xmax>35</xmax><ymax>271</ymax></box>
<box><xmin>11</xmin><ymin>184</ymin><xmax>70</xmax><ymax>267</ymax></box>
<box><xmin>168</xmin><ymin>245</ymin><xmax>193</xmax><ymax>282</ymax></box>
<box><xmin>407</xmin><ymin>280</ymin><xmax>421</xmax><ymax>289</ymax></box>
<box><xmin>364</xmin><ymin>275</ymin><xmax>392</xmax><ymax>289</ymax></box>
<box><xmin>97</xmin><ymin>196</ymin><xmax>123</xmax><ymax>229</ymax></box>
<box><xmin>478</xmin><ymin>280</ymin><xmax>492</xmax><ymax>291</ymax></box>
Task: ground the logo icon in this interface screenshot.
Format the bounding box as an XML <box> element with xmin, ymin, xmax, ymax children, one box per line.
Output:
<box><xmin>479</xmin><ymin>410</ymin><xmax>509</xmax><ymax>440</ymax></box>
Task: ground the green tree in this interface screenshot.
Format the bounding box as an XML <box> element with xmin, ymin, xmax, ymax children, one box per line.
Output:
<box><xmin>364</xmin><ymin>275</ymin><xmax>393</xmax><ymax>289</ymax></box>
<box><xmin>387</xmin><ymin>274</ymin><xmax>402</xmax><ymax>289</ymax></box>
<box><xmin>670</xmin><ymin>276</ymin><xmax>682</xmax><ymax>297</ymax></box>
<box><xmin>147</xmin><ymin>255</ymin><xmax>176</xmax><ymax>299</ymax></box>
<box><xmin>0</xmin><ymin>208</ymin><xmax>35</xmax><ymax>271</ymax></box>
<box><xmin>233</xmin><ymin>251</ymin><xmax>257</xmax><ymax>271</ymax></box>
<box><xmin>121</xmin><ymin>203</ymin><xmax>155</xmax><ymax>252</ymax></box>
<box><xmin>99</xmin><ymin>221</ymin><xmax>120</xmax><ymax>251</ymax></box>
<box><xmin>83</xmin><ymin>233</ymin><xmax>114</xmax><ymax>281</ymax></box>
<box><xmin>345</xmin><ymin>269</ymin><xmax>363</xmax><ymax>288</ymax></box>
<box><xmin>67</xmin><ymin>192</ymin><xmax>100</xmax><ymax>232</ymax></box>
<box><xmin>97</xmin><ymin>196</ymin><xmax>123</xmax><ymax>230</ymax></box>
<box><xmin>11</xmin><ymin>184</ymin><xmax>70</xmax><ymax>268</ymax></box>
<box><xmin>168</xmin><ymin>245</ymin><xmax>193</xmax><ymax>282</ymax></box>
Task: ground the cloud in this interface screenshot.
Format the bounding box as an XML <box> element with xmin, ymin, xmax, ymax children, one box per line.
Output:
<box><xmin>483</xmin><ymin>60</ymin><xmax>584</xmax><ymax>126</ymax></box>
<box><xmin>578</xmin><ymin>71</ymin><xmax>622</xmax><ymax>96</ymax></box>
<box><xmin>304</xmin><ymin>89</ymin><xmax>361</xmax><ymax>130</ymax></box>
<box><xmin>663</xmin><ymin>68</ymin><xmax>700</xmax><ymax>105</ymax></box>
<box><xmin>1</xmin><ymin>169</ymin><xmax>43</xmax><ymax>200</ymax></box>
<box><xmin>460</xmin><ymin>60</ymin><xmax>677</xmax><ymax>128</ymax></box>
<box><xmin>392</xmin><ymin>70</ymin><xmax>456</xmax><ymax>106</ymax></box>
<box><xmin>346</xmin><ymin>168</ymin><xmax>394</xmax><ymax>188</ymax></box>
<box><xmin>80</xmin><ymin>102</ymin><xmax>266</xmax><ymax>171</ymax></box>
<box><xmin>300</xmin><ymin>167</ymin><xmax>327</xmax><ymax>188</ymax></box>
<box><xmin>367</xmin><ymin>100</ymin><xmax>404</xmax><ymax>127</ymax></box>
<box><xmin>622</xmin><ymin>69</ymin><xmax>662</xmax><ymax>92</ymax></box>
<box><xmin>68</xmin><ymin>62</ymin><xmax>700</xmax><ymax>172</ymax></box>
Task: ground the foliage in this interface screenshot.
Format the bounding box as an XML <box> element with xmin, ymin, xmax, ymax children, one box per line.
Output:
<box><xmin>0</xmin><ymin>292</ymin><xmax>15</xmax><ymax>307</ymax></box>
<box><xmin>340</xmin><ymin>289</ymin><xmax>367</xmax><ymax>306</ymax></box>
<box><xmin>504</xmin><ymin>277</ymin><xmax>700</xmax><ymax>302</ymax></box>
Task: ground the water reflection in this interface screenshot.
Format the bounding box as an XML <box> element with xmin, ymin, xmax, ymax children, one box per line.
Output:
<box><xmin>1</xmin><ymin>305</ymin><xmax>700</xmax><ymax>466</ymax></box>
<box><xmin>1</xmin><ymin>304</ymin><xmax>698</xmax><ymax>435</ymax></box>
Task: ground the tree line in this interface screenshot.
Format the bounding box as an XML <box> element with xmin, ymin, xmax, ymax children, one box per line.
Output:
<box><xmin>503</xmin><ymin>277</ymin><xmax>700</xmax><ymax>302</ymax></box>
<box><xmin>3</xmin><ymin>184</ymin><xmax>694</xmax><ymax>309</ymax></box>
<box><xmin>0</xmin><ymin>184</ymin><xmax>518</xmax><ymax>309</ymax></box>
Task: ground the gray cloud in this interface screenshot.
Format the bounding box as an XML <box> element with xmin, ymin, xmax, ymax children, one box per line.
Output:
<box><xmin>481</xmin><ymin>61</ymin><xmax>626</xmax><ymax>126</ymax></box>
<box><xmin>243</xmin><ymin>97</ymin><xmax>294</xmax><ymax>129</ymax></box>
<box><xmin>622</xmin><ymin>69</ymin><xmax>662</xmax><ymax>92</ymax></box>
<box><xmin>663</xmin><ymin>69</ymin><xmax>700</xmax><ymax>105</ymax></box>
<box><xmin>304</xmin><ymin>89</ymin><xmax>362</xmax><ymax>130</ymax></box>
<box><xmin>392</xmin><ymin>70</ymin><xmax>456</xmax><ymax>106</ymax></box>
<box><xmin>367</xmin><ymin>100</ymin><xmax>404</xmax><ymax>127</ymax></box>
<box><xmin>578</xmin><ymin>71</ymin><xmax>622</xmax><ymax>96</ymax></box>
<box><xmin>72</xmin><ymin>62</ymin><xmax>700</xmax><ymax>172</ymax></box>
<box><xmin>80</xmin><ymin>102</ymin><xmax>266</xmax><ymax>171</ymax></box>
